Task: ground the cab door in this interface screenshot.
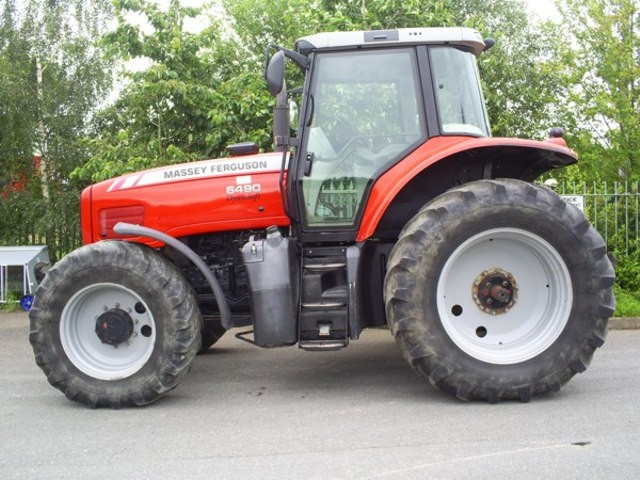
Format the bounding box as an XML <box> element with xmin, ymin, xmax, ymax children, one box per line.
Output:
<box><xmin>290</xmin><ymin>47</ymin><xmax>428</xmax><ymax>243</ymax></box>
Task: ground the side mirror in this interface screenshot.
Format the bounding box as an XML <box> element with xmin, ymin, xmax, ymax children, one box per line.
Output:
<box><xmin>265</xmin><ymin>50</ymin><xmax>285</xmax><ymax>96</ymax></box>
<box><xmin>483</xmin><ymin>38</ymin><xmax>496</xmax><ymax>52</ymax></box>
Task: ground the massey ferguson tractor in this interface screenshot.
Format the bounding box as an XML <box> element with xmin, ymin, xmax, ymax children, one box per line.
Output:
<box><xmin>29</xmin><ymin>27</ymin><xmax>615</xmax><ymax>407</ymax></box>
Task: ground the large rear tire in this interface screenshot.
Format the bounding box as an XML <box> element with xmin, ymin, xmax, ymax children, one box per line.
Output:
<box><xmin>384</xmin><ymin>179</ymin><xmax>615</xmax><ymax>402</ymax></box>
<box><xmin>29</xmin><ymin>241</ymin><xmax>201</xmax><ymax>408</ymax></box>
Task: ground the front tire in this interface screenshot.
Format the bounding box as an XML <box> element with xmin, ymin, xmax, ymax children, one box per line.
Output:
<box><xmin>384</xmin><ymin>179</ymin><xmax>615</xmax><ymax>402</ymax></box>
<box><xmin>29</xmin><ymin>241</ymin><xmax>201</xmax><ymax>408</ymax></box>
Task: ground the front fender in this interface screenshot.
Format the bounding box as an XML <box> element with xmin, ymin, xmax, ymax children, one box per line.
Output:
<box><xmin>357</xmin><ymin>136</ymin><xmax>577</xmax><ymax>241</ymax></box>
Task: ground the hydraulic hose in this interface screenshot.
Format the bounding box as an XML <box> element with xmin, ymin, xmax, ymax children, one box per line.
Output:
<box><xmin>113</xmin><ymin>222</ymin><xmax>232</xmax><ymax>330</ymax></box>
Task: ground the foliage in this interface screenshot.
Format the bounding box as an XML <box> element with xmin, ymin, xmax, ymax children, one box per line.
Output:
<box><xmin>0</xmin><ymin>0</ymin><xmax>114</xmax><ymax>261</ymax></box>
<box><xmin>74</xmin><ymin>0</ymin><xmax>274</xmax><ymax>183</ymax></box>
<box><xmin>222</xmin><ymin>0</ymin><xmax>450</xmax><ymax>57</ymax></box>
<box><xmin>555</xmin><ymin>0</ymin><xmax>640</xmax><ymax>182</ymax></box>
<box><xmin>0</xmin><ymin>291</ymin><xmax>20</xmax><ymax>313</ymax></box>
<box><xmin>612</xmin><ymin>250</ymin><xmax>640</xmax><ymax>292</ymax></box>
<box><xmin>447</xmin><ymin>0</ymin><xmax>569</xmax><ymax>139</ymax></box>
<box><xmin>0</xmin><ymin>1</ymin><xmax>36</xmax><ymax>180</ymax></box>
<box><xmin>0</xmin><ymin>185</ymin><xmax>81</xmax><ymax>262</ymax></box>
<box><xmin>613</xmin><ymin>285</ymin><xmax>640</xmax><ymax>317</ymax></box>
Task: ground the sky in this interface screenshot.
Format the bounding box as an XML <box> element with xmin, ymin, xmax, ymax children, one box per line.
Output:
<box><xmin>526</xmin><ymin>0</ymin><xmax>559</xmax><ymax>20</ymax></box>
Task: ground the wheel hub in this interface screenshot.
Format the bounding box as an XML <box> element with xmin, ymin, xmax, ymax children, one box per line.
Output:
<box><xmin>472</xmin><ymin>268</ymin><xmax>518</xmax><ymax>315</ymax></box>
<box><xmin>95</xmin><ymin>308</ymin><xmax>134</xmax><ymax>346</ymax></box>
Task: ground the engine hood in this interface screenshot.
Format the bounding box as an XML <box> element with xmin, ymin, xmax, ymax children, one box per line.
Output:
<box><xmin>81</xmin><ymin>152</ymin><xmax>290</xmax><ymax>245</ymax></box>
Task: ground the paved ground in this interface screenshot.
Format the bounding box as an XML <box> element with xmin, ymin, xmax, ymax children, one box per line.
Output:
<box><xmin>1</xmin><ymin>311</ymin><xmax>639</xmax><ymax>479</ymax></box>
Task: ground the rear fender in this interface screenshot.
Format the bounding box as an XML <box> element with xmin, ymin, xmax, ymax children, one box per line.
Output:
<box><xmin>357</xmin><ymin>136</ymin><xmax>577</xmax><ymax>241</ymax></box>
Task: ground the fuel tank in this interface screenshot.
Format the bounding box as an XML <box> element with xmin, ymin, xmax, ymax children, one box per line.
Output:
<box><xmin>81</xmin><ymin>152</ymin><xmax>291</xmax><ymax>246</ymax></box>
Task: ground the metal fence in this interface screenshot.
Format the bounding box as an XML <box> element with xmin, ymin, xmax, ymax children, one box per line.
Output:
<box><xmin>557</xmin><ymin>181</ymin><xmax>640</xmax><ymax>256</ymax></box>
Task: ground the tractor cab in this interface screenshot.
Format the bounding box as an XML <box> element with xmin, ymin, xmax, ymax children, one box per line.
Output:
<box><xmin>266</xmin><ymin>28</ymin><xmax>491</xmax><ymax>242</ymax></box>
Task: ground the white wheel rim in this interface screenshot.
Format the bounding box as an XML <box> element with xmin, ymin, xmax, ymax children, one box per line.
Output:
<box><xmin>437</xmin><ymin>228</ymin><xmax>572</xmax><ymax>365</ymax></box>
<box><xmin>60</xmin><ymin>283</ymin><xmax>156</xmax><ymax>380</ymax></box>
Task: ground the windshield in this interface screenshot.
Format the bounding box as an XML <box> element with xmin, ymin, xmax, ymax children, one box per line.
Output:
<box><xmin>430</xmin><ymin>47</ymin><xmax>490</xmax><ymax>136</ymax></box>
<box><xmin>301</xmin><ymin>48</ymin><xmax>425</xmax><ymax>227</ymax></box>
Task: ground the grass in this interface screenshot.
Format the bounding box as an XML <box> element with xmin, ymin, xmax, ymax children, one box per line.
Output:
<box><xmin>613</xmin><ymin>285</ymin><xmax>640</xmax><ymax>318</ymax></box>
<box><xmin>0</xmin><ymin>291</ymin><xmax>21</xmax><ymax>313</ymax></box>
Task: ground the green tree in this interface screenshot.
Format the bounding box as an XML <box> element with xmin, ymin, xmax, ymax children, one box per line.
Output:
<box><xmin>449</xmin><ymin>0</ymin><xmax>571</xmax><ymax>139</ymax></box>
<box><xmin>76</xmin><ymin>0</ymin><xmax>274</xmax><ymax>182</ymax></box>
<box><xmin>556</xmin><ymin>0</ymin><xmax>640</xmax><ymax>182</ymax></box>
<box><xmin>0</xmin><ymin>0</ymin><xmax>37</xmax><ymax>184</ymax></box>
<box><xmin>0</xmin><ymin>0</ymin><xmax>114</xmax><ymax>260</ymax></box>
<box><xmin>222</xmin><ymin>0</ymin><xmax>453</xmax><ymax>63</ymax></box>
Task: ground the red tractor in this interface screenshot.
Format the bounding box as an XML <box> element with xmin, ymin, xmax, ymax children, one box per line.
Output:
<box><xmin>29</xmin><ymin>27</ymin><xmax>614</xmax><ymax>407</ymax></box>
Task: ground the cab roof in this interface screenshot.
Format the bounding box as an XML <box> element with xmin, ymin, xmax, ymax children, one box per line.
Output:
<box><xmin>295</xmin><ymin>27</ymin><xmax>487</xmax><ymax>57</ymax></box>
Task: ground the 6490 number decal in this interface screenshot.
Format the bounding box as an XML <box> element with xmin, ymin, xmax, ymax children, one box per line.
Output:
<box><xmin>226</xmin><ymin>184</ymin><xmax>261</xmax><ymax>195</ymax></box>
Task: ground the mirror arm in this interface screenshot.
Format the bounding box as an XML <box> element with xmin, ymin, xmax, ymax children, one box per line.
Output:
<box><xmin>282</xmin><ymin>48</ymin><xmax>309</xmax><ymax>70</ymax></box>
<box><xmin>266</xmin><ymin>43</ymin><xmax>310</xmax><ymax>71</ymax></box>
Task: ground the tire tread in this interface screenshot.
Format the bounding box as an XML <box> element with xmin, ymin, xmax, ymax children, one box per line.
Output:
<box><xmin>385</xmin><ymin>179</ymin><xmax>615</xmax><ymax>402</ymax></box>
<box><xmin>29</xmin><ymin>241</ymin><xmax>201</xmax><ymax>408</ymax></box>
